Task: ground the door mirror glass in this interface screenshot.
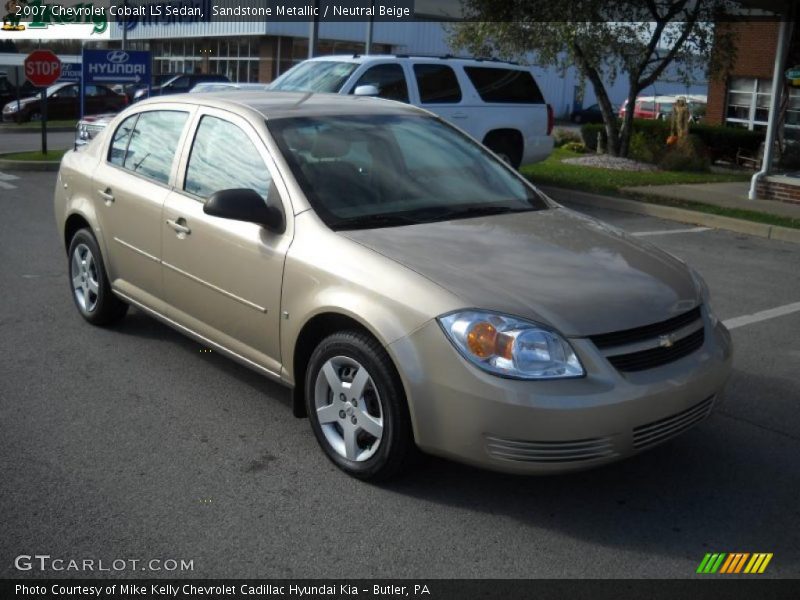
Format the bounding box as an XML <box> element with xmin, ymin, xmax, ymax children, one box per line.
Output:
<box><xmin>203</xmin><ymin>188</ymin><xmax>285</xmax><ymax>233</ymax></box>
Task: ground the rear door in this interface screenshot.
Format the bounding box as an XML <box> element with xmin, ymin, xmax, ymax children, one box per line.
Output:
<box><xmin>161</xmin><ymin>108</ymin><xmax>293</xmax><ymax>375</ymax></box>
<box><xmin>409</xmin><ymin>63</ymin><xmax>472</xmax><ymax>134</ymax></box>
<box><xmin>92</xmin><ymin>107</ymin><xmax>193</xmax><ymax>305</ymax></box>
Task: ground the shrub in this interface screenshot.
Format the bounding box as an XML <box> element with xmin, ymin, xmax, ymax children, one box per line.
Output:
<box><xmin>658</xmin><ymin>135</ymin><xmax>711</xmax><ymax>172</ymax></box>
<box><xmin>553</xmin><ymin>128</ymin><xmax>582</xmax><ymax>147</ymax></box>
<box><xmin>563</xmin><ymin>141</ymin><xmax>589</xmax><ymax>153</ymax></box>
<box><xmin>690</xmin><ymin>124</ymin><xmax>763</xmax><ymax>163</ymax></box>
<box><xmin>628</xmin><ymin>131</ymin><xmax>663</xmax><ymax>164</ymax></box>
<box><xmin>581</xmin><ymin>119</ymin><xmax>763</xmax><ymax>163</ymax></box>
<box><xmin>580</xmin><ymin>123</ymin><xmax>605</xmax><ymax>151</ymax></box>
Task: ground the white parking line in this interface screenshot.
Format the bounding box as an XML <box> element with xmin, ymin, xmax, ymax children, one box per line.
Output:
<box><xmin>632</xmin><ymin>227</ymin><xmax>712</xmax><ymax>237</ymax></box>
<box><xmin>0</xmin><ymin>171</ymin><xmax>19</xmax><ymax>190</ymax></box>
<box><xmin>723</xmin><ymin>301</ymin><xmax>800</xmax><ymax>330</ymax></box>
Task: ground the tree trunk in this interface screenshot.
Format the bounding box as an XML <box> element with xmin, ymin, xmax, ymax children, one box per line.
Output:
<box><xmin>618</xmin><ymin>87</ymin><xmax>639</xmax><ymax>158</ymax></box>
<box><xmin>573</xmin><ymin>42</ymin><xmax>620</xmax><ymax>156</ymax></box>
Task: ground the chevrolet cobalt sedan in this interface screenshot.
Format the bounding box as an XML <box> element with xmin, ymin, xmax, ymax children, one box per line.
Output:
<box><xmin>54</xmin><ymin>93</ymin><xmax>732</xmax><ymax>480</ymax></box>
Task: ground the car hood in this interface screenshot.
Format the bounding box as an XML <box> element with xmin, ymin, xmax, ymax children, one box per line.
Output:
<box><xmin>341</xmin><ymin>207</ymin><xmax>699</xmax><ymax>337</ymax></box>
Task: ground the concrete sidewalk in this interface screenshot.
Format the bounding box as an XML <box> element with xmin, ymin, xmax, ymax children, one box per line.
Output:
<box><xmin>620</xmin><ymin>181</ymin><xmax>800</xmax><ymax>220</ymax></box>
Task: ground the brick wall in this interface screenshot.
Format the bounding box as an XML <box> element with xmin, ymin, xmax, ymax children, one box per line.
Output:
<box><xmin>757</xmin><ymin>177</ymin><xmax>800</xmax><ymax>205</ymax></box>
<box><xmin>707</xmin><ymin>21</ymin><xmax>780</xmax><ymax>126</ymax></box>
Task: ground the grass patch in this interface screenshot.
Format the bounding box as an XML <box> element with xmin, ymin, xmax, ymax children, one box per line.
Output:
<box><xmin>625</xmin><ymin>192</ymin><xmax>800</xmax><ymax>230</ymax></box>
<box><xmin>1</xmin><ymin>149</ymin><xmax>68</xmax><ymax>161</ymax></box>
<box><xmin>521</xmin><ymin>147</ymin><xmax>800</xmax><ymax>230</ymax></box>
<box><xmin>522</xmin><ymin>147</ymin><xmax>751</xmax><ymax>194</ymax></box>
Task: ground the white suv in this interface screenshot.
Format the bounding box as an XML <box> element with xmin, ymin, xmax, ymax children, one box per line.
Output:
<box><xmin>269</xmin><ymin>55</ymin><xmax>554</xmax><ymax>168</ymax></box>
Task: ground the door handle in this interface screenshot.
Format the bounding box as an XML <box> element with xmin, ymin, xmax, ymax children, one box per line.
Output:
<box><xmin>97</xmin><ymin>189</ymin><xmax>114</xmax><ymax>203</ymax></box>
<box><xmin>166</xmin><ymin>218</ymin><xmax>191</xmax><ymax>236</ymax></box>
<box><xmin>452</xmin><ymin>112</ymin><xmax>468</xmax><ymax>119</ymax></box>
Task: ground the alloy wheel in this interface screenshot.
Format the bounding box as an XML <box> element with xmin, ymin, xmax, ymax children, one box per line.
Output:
<box><xmin>71</xmin><ymin>243</ymin><xmax>99</xmax><ymax>313</ymax></box>
<box><xmin>314</xmin><ymin>355</ymin><xmax>384</xmax><ymax>462</ymax></box>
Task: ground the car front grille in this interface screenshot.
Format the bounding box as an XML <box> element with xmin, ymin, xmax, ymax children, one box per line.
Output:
<box><xmin>589</xmin><ymin>306</ymin><xmax>705</xmax><ymax>372</ymax></box>
<box><xmin>485</xmin><ymin>435</ymin><xmax>617</xmax><ymax>463</ymax></box>
<box><xmin>633</xmin><ymin>395</ymin><xmax>715</xmax><ymax>450</ymax></box>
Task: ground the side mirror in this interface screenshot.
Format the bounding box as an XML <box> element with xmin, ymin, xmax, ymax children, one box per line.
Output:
<box><xmin>353</xmin><ymin>84</ymin><xmax>379</xmax><ymax>97</ymax></box>
<box><xmin>204</xmin><ymin>188</ymin><xmax>285</xmax><ymax>233</ymax></box>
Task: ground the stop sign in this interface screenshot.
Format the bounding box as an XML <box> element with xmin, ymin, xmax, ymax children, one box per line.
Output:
<box><xmin>24</xmin><ymin>50</ymin><xmax>62</xmax><ymax>87</ymax></box>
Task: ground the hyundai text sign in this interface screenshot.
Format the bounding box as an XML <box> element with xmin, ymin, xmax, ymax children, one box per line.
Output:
<box><xmin>82</xmin><ymin>49</ymin><xmax>151</xmax><ymax>86</ymax></box>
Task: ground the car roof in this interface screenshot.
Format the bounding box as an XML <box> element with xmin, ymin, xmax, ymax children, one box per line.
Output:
<box><xmin>134</xmin><ymin>91</ymin><xmax>427</xmax><ymax>120</ymax></box>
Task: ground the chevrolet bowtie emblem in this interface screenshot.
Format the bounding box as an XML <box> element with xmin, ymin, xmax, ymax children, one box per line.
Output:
<box><xmin>658</xmin><ymin>334</ymin><xmax>676</xmax><ymax>348</ymax></box>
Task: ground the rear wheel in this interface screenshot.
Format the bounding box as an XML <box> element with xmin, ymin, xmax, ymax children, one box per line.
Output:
<box><xmin>305</xmin><ymin>331</ymin><xmax>414</xmax><ymax>481</ymax></box>
<box><xmin>68</xmin><ymin>228</ymin><xmax>128</xmax><ymax>326</ymax></box>
<box><xmin>484</xmin><ymin>133</ymin><xmax>522</xmax><ymax>169</ymax></box>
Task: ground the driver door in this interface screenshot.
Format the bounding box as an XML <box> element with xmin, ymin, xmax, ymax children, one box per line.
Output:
<box><xmin>161</xmin><ymin>109</ymin><xmax>293</xmax><ymax>376</ymax></box>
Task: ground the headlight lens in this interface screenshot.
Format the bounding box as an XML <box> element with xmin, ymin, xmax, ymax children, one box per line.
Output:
<box><xmin>438</xmin><ymin>311</ymin><xmax>584</xmax><ymax>379</ymax></box>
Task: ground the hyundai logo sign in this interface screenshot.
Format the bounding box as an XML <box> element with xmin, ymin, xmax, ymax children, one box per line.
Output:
<box><xmin>107</xmin><ymin>51</ymin><xmax>130</xmax><ymax>64</ymax></box>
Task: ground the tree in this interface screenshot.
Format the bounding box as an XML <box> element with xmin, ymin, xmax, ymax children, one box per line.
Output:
<box><xmin>449</xmin><ymin>0</ymin><xmax>739</xmax><ymax>157</ymax></box>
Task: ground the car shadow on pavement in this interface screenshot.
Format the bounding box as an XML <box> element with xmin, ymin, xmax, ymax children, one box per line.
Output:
<box><xmin>111</xmin><ymin>307</ymin><xmax>293</xmax><ymax>410</ymax></box>
<box><xmin>382</xmin><ymin>370</ymin><xmax>800</xmax><ymax>570</ymax></box>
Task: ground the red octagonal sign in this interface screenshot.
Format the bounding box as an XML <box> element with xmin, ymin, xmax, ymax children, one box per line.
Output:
<box><xmin>24</xmin><ymin>50</ymin><xmax>62</xmax><ymax>87</ymax></box>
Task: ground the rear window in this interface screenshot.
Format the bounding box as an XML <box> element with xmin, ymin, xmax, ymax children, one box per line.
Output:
<box><xmin>464</xmin><ymin>67</ymin><xmax>544</xmax><ymax>104</ymax></box>
<box><xmin>413</xmin><ymin>64</ymin><xmax>462</xmax><ymax>104</ymax></box>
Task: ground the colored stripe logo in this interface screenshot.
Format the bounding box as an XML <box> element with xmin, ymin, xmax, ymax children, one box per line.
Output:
<box><xmin>697</xmin><ymin>553</ymin><xmax>773</xmax><ymax>574</ymax></box>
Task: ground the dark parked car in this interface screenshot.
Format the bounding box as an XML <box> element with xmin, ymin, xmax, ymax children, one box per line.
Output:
<box><xmin>132</xmin><ymin>73</ymin><xmax>230</xmax><ymax>102</ymax></box>
<box><xmin>2</xmin><ymin>82</ymin><xmax>127</xmax><ymax>123</ymax></box>
<box><xmin>570</xmin><ymin>103</ymin><xmax>604</xmax><ymax>124</ymax></box>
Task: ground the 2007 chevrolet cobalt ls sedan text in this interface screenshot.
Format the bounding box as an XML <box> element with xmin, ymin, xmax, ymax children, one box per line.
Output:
<box><xmin>54</xmin><ymin>92</ymin><xmax>732</xmax><ymax>480</ymax></box>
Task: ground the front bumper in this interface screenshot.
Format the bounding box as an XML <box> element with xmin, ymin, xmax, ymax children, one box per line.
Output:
<box><xmin>388</xmin><ymin>309</ymin><xmax>732</xmax><ymax>474</ymax></box>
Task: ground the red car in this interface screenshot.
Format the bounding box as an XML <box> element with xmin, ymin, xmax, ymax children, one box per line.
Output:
<box><xmin>2</xmin><ymin>82</ymin><xmax>127</xmax><ymax>123</ymax></box>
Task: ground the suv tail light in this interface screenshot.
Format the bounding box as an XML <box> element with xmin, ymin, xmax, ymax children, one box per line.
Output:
<box><xmin>546</xmin><ymin>103</ymin><xmax>554</xmax><ymax>136</ymax></box>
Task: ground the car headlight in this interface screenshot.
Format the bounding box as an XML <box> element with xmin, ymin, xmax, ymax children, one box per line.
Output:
<box><xmin>4</xmin><ymin>103</ymin><xmax>19</xmax><ymax>113</ymax></box>
<box><xmin>438</xmin><ymin>311</ymin><xmax>584</xmax><ymax>379</ymax></box>
<box><xmin>689</xmin><ymin>268</ymin><xmax>717</xmax><ymax>325</ymax></box>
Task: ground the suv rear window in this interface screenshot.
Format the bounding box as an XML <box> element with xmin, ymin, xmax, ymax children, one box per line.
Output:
<box><xmin>464</xmin><ymin>67</ymin><xmax>544</xmax><ymax>104</ymax></box>
<box><xmin>413</xmin><ymin>64</ymin><xmax>462</xmax><ymax>104</ymax></box>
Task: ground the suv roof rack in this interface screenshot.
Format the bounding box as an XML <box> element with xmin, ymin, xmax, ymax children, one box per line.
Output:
<box><xmin>352</xmin><ymin>53</ymin><xmax>519</xmax><ymax>66</ymax></box>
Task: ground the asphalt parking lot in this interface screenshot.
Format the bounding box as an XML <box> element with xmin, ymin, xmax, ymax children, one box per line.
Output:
<box><xmin>1</xmin><ymin>169</ymin><xmax>799</xmax><ymax>579</ymax></box>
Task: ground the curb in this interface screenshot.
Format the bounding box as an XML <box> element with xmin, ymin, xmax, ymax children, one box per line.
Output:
<box><xmin>0</xmin><ymin>126</ymin><xmax>75</xmax><ymax>133</ymax></box>
<box><xmin>541</xmin><ymin>186</ymin><xmax>800</xmax><ymax>245</ymax></box>
<box><xmin>0</xmin><ymin>154</ymin><xmax>62</xmax><ymax>172</ymax></box>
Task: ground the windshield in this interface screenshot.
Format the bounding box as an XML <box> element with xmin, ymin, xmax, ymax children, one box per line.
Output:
<box><xmin>269</xmin><ymin>114</ymin><xmax>547</xmax><ymax>230</ymax></box>
<box><xmin>269</xmin><ymin>61</ymin><xmax>358</xmax><ymax>93</ymax></box>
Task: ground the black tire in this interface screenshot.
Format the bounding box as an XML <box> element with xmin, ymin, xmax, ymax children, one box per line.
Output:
<box><xmin>29</xmin><ymin>111</ymin><xmax>41</xmax><ymax>122</ymax></box>
<box><xmin>305</xmin><ymin>330</ymin><xmax>415</xmax><ymax>481</ymax></box>
<box><xmin>485</xmin><ymin>134</ymin><xmax>522</xmax><ymax>169</ymax></box>
<box><xmin>67</xmin><ymin>228</ymin><xmax>128</xmax><ymax>326</ymax></box>
<box><xmin>573</xmin><ymin>114</ymin><xmax>582</xmax><ymax>124</ymax></box>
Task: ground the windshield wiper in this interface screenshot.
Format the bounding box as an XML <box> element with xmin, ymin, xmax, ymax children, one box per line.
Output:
<box><xmin>335</xmin><ymin>213</ymin><xmax>421</xmax><ymax>230</ymax></box>
<box><xmin>418</xmin><ymin>205</ymin><xmax>532</xmax><ymax>222</ymax></box>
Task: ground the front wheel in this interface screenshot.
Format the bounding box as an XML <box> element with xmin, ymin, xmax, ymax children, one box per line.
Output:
<box><xmin>305</xmin><ymin>331</ymin><xmax>415</xmax><ymax>481</ymax></box>
<box><xmin>68</xmin><ymin>228</ymin><xmax>128</xmax><ymax>325</ymax></box>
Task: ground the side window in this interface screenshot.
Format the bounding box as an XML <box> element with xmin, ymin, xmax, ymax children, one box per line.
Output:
<box><xmin>54</xmin><ymin>85</ymin><xmax>78</xmax><ymax>98</ymax></box>
<box><xmin>353</xmin><ymin>64</ymin><xmax>409</xmax><ymax>103</ymax></box>
<box><xmin>109</xmin><ymin>114</ymin><xmax>138</xmax><ymax>166</ymax></box>
<box><xmin>169</xmin><ymin>76</ymin><xmax>191</xmax><ymax>91</ymax></box>
<box><xmin>184</xmin><ymin>116</ymin><xmax>272</xmax><ymax>201</ymax></box>
<box><xmin>413</xmin><ymin>64</ymin><xmax>462</xmax><ymax>104</ymax></box>
<box><xmin>118</xmin><ymin>111</ymin><xmax>189</xmax><ymax>184</ymax></box>
<box><xmin>463</xmin><ymin>67</ymin><xmax>544</xmax><ymax>104</ymax></box>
